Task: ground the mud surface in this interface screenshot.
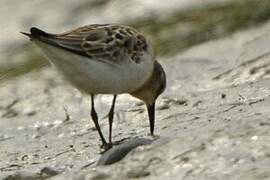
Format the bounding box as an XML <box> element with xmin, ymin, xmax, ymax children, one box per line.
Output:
<box><xmin>1</xmin><ymin>19</ymin><xmax>270</xmax><ymax>179</ymax></box>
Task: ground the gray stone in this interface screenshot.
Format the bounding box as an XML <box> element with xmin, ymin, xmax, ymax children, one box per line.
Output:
<box><xmin>97</xmin><ymin>138</ymin><xmax>153</xmax><ymax>166</ymax></box>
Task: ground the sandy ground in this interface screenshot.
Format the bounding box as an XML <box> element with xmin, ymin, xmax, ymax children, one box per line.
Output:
<box><xmin>1</xmin><ymin>19</ymin><xmax>270</xmax><ymax>179</ymax></box>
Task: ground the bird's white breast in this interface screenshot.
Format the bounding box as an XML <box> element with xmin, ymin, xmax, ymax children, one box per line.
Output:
<box><xmin>34</xmin><ymin>41</ymin><xmax>154</xmax><ymax>94</ymax></box>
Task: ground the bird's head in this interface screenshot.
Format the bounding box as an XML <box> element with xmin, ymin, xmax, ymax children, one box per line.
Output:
<box><xmin>131</xmin><ymin>61</ymin><xmax>166</xmax><ymax>135</ymax></box>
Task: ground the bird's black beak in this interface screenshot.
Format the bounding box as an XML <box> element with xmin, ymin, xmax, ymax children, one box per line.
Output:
<box><xmin>21</xmin><ymin>27</ymin><xmax>51</xmax><ymax>40</ymax></box>
<box><xmin>20</xmin><ymin>32</ymin><xmax>31</xmax><ymax>37</ymax></box>
<box><xmin>147</xmin><ymin>102</ymin><xmax>155</xmax><ymax>135</ymax></box>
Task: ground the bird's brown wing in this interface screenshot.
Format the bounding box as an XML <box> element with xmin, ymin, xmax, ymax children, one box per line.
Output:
<box><xmin>24</xmin><ymin>24</ymin><xmax>149</xmax><ymax>63</ymax></box>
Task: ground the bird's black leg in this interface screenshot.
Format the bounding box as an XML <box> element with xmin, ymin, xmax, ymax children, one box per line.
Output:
<box><xmin>90</xmin><ymin>94</ymin><xmax>107</xmax><ymax>148</ymax></box>
<box><xmin>108</xmin><ymin>95</ymin><xmax>117</xmax><ymax>148</ymax></box>
<box><xmin>147</xmin><ymin>102</ymin><xmax>156</xmax><ymax>135</ymax></box>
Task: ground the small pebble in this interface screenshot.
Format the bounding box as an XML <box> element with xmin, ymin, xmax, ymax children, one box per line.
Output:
<box><xmin>41</xmin><ymin>166</ymin><xmax>61</xmax><ymax>177</ymax></box>
<box><xmin>221</xmin><ymin>93</ymin><xmax>226</xmax><ymax>99</ymax></box>
<box><xmin>251</xmin><ymin>136</ymin><xmax>258</xmax><ymax>141</ymax></box>
<box><xmin>17</xmin><ymin>126</ymin><xmax>25</xmax><ymax>130</ymax></box>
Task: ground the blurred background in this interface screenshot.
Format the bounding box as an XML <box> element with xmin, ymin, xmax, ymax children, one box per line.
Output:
<box><xmin>1</xmin><ymin>1</ymin><xmax>270</xmax><ymax>178</ymax></box>
<box><xmin>1</xmin><ymin>0</ymin><xmax>270</xmax><ymax>80</ymax></box>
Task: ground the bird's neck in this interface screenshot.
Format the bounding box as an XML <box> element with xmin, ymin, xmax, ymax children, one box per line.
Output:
<box><xmin>130</xmin><ymin>61</ymin><xmax>161</xmax><ymax>105</ymax></box>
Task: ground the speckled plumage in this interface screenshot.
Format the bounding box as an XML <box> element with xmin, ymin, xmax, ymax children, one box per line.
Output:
<box><xmin>21</xmin><ymin>24</ymin><xmax>166</xmax><ymax>150</ymax></box>
<box><xmin>37</xmin><ymin>24</ymin><xmax>151</xmax><ymax>64</ymax></box>
<box><xmin>22</xmin><ymin>24</ymin><xmax>155</xmax><ymax>94</ymax></box>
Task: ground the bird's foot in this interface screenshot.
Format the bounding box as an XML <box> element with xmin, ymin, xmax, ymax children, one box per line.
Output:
<box><xmin>100</xmin><ymin>142</ymin><xmax>113</xmax><ymax>153</ymax></box>
<box><xmin>148</xmin><ymin>133</ymin><xmax>160</xmax><ymax>140</ymax></box>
